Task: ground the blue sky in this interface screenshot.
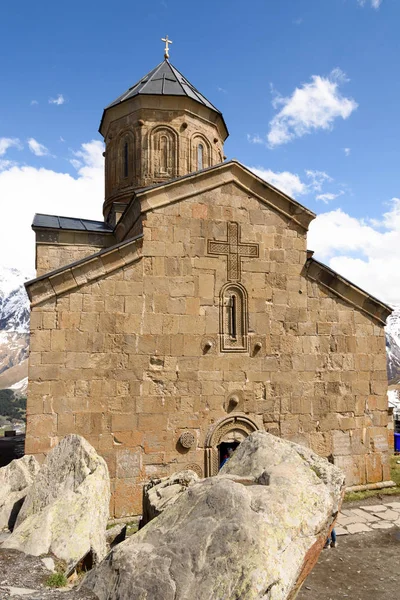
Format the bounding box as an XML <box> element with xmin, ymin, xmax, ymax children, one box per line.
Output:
<box><xmin>1</xmin><ymin>0</ymin><xmax>400</xmax><ymax>304</ymax></box>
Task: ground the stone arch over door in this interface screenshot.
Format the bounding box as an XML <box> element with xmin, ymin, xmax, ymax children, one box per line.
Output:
<box><xmin>204</xmin><ymin>414</ymin><xmax>259</xmax><ymax>476</ymax></box>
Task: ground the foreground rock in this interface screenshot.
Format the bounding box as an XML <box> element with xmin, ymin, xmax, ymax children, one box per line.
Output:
<box><xmin>0</xmin><ymin>455</ymin><xmax>40</xmax><ymax>531</ymax></box>
<box><xmin>3</xmin><ymin>434</ymin><xmax>110</xmax><ymax>573</ymax></box>
<box><xmin>141</xmin><ymin>469</ymin><xmax>199</xmax><ymax>527</ymax></box>
<box><xmin>85</xmin><ymin>432</ymin><xmax>345</xmax><ymax>600</ymax></box>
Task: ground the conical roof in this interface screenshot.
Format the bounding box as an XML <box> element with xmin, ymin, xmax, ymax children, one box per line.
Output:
<box><xmin>104</xmin><ymin>60</ymin><xmax>223</xmax><ymax>115</ymax></box>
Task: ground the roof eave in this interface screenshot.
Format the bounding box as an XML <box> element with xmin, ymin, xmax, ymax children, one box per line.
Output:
<box><xmin>306</xmin><ymin>256</ymin><xmax>392</xmax><ymax>326</ymax></box>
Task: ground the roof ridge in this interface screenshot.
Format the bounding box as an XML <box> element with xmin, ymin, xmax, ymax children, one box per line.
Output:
<box><xmin>138</xmin><ymin>60</ymin><xmax>166</xmax><ymax>95</ymax></box>
<box><xmin>168</xmin><ymin>62</ymin><xmax>221</xmax><ymax>113</ymax></box>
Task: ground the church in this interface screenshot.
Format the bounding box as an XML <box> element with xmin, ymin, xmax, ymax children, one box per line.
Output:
<box><xmin>25</xmin><ymin>40</ymin><xmax>392</xmax><ymax>518</ymax></box>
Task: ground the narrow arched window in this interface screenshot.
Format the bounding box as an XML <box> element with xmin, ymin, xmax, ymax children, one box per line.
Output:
<box><xmin>123</xmin><ymin>141</ymin><xmax>129</xmax><ymax>178</ymax></box>
<box><xmin>220</xmin><ymin>283</ymin><xmax>248</xmax><ymax>352</ymax></box>
<box><xmin>160</xmin><ymin>135</ymin><xmax>169</xmax><ymax>174</ymax></box>
<box><xmin>197</xmin><ymin>144</ymin><xmax>204</xmax><ymax>170</ymax></box>
<box><xmin>229</xmin><ymin>294</ymin><xmax>237</xmax><ymax>339</ymax></box>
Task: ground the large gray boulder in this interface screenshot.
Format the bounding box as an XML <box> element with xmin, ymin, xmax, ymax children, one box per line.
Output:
<box><xmin>141</xmin><ymin>469</ymin><xmax>199</xmax><ymax>527</ymax></box>
<box><xmin>85</xmin><ymin>432</ymin><xmax>345</xmax><ymax>600</ymax></box>
<box><xmin>2</xmin><ymin>434</ymin><xmax>110</xmax><ymax>573</ymax></box>
<box><xmin>0</xmin><ymin>455</ymin><xmax>40</xmax><ymax>531</ymax></box>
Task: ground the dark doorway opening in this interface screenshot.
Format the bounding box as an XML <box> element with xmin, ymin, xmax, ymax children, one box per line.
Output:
<box><xmin>218</xmin><ymin>441</ymin><xmax>240</xmax><ymax>469</ymax></box>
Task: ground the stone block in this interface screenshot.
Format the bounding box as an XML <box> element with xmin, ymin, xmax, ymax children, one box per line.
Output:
<box><xmin>366</xmin><ymin>453</ymin><xmax>383</xmax><ymax>483</ymax></box>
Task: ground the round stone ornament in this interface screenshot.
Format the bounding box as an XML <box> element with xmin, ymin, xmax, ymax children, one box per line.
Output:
<box><xmin>179</xmin><ymin>431</ymin><xmax>195</xmax><ymax>449</ymax></box>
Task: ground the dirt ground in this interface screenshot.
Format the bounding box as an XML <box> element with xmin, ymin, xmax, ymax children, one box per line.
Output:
<box><xmin>298</xmin><ymin>498</ymin><xmax>400</xmax><ymax>600</ymax></box>
<box><xmin>0</xmin><ymin>548</ymin><xmax>96</xmax><ymax>599</ymax></box>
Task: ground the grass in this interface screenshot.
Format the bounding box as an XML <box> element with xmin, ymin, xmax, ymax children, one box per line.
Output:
<box><xmin>45</xmin><ymin>573</ymin><xmax>67</xmax><ymax>588</ymax></box>
<box><xmin>344</xmin><ymin>454</ymin><xmax>400</xmax><ymax>503</ymax></box>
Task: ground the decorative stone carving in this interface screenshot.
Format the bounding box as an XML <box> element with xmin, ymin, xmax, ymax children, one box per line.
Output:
<box><xmin>201</xmin><ymin>335</ymin><xmax>217</xmax><ymax>354</ymax></box>
<box><xmin>208</xmin><ymin>222</ymin><xmax>259</xmax><ymax>283</ymax></box>
<box><xmin>179</xmin><ymin>431</ymin><xmax>195</xmax><ymax>449</ymax></box>
<box><xmin>150</xmin><ymin>125</ymin><xmax>178</xmax><ymax>181</ymax></box>
<box><xmin>220</xmin><ymin>282</ymin><xmax>249</xmax><ymax>352</ymax></box>
<box><xmin>204</xmin><ymin>414</ymin><xmax>259</xmax><ymax>476</ymax></box>
<box><xmin>185</xmin><ymin>463</ymin><xmax>203</xmax><ymax>477</ymax></box>
<box><xmin>224</xmin><ymin>391</ymin><xmax>244</xmax><ymax>413</ymax></box>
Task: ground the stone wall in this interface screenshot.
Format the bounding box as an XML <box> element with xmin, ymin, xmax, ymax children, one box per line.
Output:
<box><xmin>35</xmin><ymin>230</ymin><xmax>115</xmax><ymax>277</ymax></box>
<box><xmin>26</xmin><ymin>182</ymin><xmax>390</xmax><ymax>518</ymax></box>
<box><xmin>102</xmin><ymin>96</ymin><xmax>226</xmax><ymax>222</ymax></box>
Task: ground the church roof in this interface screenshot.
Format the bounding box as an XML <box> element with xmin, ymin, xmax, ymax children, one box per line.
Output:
<box><xmin>105</xmin><ymin>60</ymin><xmax>221</xmax><ymax>114</ymax></box>
<box><xmin>32</xmin><ymin>213</ymin><xmax>113</xmax><ymax>233</ymax></box>
<box><xmin>100</xmin><ymin>60</ymin><xmax>228</xmax><ymax>137</ymax></box>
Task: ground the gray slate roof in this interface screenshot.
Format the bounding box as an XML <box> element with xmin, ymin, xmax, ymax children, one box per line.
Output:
<box><xmin>32</xmin><ymin>213</ymin><xmax>113</xmax><ymax>233</ymax></box>
<box><xmin>105</xmin><ymin>60</ymin><xmax>222</xmax><ymax>114</ymax></box>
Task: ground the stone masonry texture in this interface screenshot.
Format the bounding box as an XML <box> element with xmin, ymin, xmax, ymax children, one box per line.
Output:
<box><xmin>26</xmin><ymin>180</ymin><xmax>390</xmax><ymax>518</ymax></box>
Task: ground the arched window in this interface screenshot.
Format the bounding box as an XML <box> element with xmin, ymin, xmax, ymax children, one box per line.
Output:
<box><xmin>191</xmin><ymin>135</ymin><xmax>211</xmax><ymax>172</ymax></box>
<box><xmin>160</xmin><ymin>135</ymin><xmax>169</xmax><ymax>174</ymax></box>
<box><xmin>197</xmin><ymin>144</ymin><xmax>204</xmax><ymax>170</ymax></box>
<box><xmin>220</xmin><ymin>283</ymin><xmax>248</xmax><ymax>352</ymax></box>
<box><xmin>123</xmin><ymin>141</ymin><xmax>129</xmax><ymax>178</ymax></box>
<box><xmin>150</xmin><ymin>127</ymin><xmax>178</xmax><ymax>180</ymax></box>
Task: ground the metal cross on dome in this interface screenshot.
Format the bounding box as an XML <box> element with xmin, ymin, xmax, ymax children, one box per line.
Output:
<box><xmin>162</xmin><ymin>35</ymin><xmax>173</xmax><ymax>60</ymax></box>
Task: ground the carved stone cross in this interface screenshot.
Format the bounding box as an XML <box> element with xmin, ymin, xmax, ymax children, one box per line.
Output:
<box><xmin>208</xmin><ymin>222</ymin><xmax>259</xmax><ymax>281</ymax></box>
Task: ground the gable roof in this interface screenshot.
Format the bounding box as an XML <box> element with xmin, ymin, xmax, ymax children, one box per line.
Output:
<box><xmin>306</xmin><ymin>257</ymin><xmax>392</xmax><ymax>325</ymax></box>
<box><xmin>117</xmin><ymin>160</ymin><xmax>317</xmax><ymax>240</ymax></box>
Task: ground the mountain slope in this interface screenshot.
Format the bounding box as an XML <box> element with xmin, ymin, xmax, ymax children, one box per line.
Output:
<box><xmin>0</xmin><ymin>267</ymin><xmax>31</xmax><ymax>393</ymax></box>
<box><xmin>385</xmin><ymin>306</ymin><xmax>400</xmax><ymax>384</ymax></box>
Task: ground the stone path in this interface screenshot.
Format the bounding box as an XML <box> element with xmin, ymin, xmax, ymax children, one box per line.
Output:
<box><xmin>336</xmin><ymin>500</ymin><xmax>400</xmax><ymax>535</ymax></box>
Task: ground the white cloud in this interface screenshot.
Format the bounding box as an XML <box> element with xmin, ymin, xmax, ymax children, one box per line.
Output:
<box><xmin>358</xmin><ymin>0</ymin><xmax>383</xmax><ymax>8</ymax></box>
<box><xmin>344</xmin><ymin>147</ymin><xmax>351</xmax><ymax>156</ymax></box>
<box><xmin>0</xmin><ymin>159</ymin><xmax>17</xmax><ymax>171</ymax></box>
<box><xmin>308</xmin><ymin>199</ymin><xmax>400</xmax><ymax>305</ymax></box>
<box><xmin>316</xmin><ymin>191</ymin><xmax>344</xmax><ymax>204</ymax></box>
<box><xmin>305</xmin><ymin>170</ymin><xmax>332</xmax><ymax>192</ymax></box>
<box><xmin>0</xmin><ymin>138</ymin><xmax>22</xmax><ymax>156</ymax></box>
<box><xmin>250</xmin><ymin>167</ymin><xmax>335</xmax><ymax>199</ymax></box>
<box><xmin>247</xmin><ymin>134</ymin><xmax>265</xmax><ymax>145</ymax></box>
<box><xmin>0</xmin><ymin>140</ymin><xmax>104</xmax><ymax>274</ymax></box>
<box><xmin>27</xmin><ymin>138</ymin><xmax>49</xmax><ymax>157</ymax></box>
<box><xmin>49</xmin><ymin>94</ymin><xmax>65</xmax><ymax>105</ymax></box>
<box><xmin>30</xmin><ymin>100</ymin><xmax>38</xmax><ymax>106</ymax></box>
<box><xmin>268</xmin><ymin>69</ymin><xmax>358</xmax><ymax>147</ymax></box>
<box><xmin>251</xmin><ymin>168</ymin><xmax>307</xmax><ymax>197</ymax></box>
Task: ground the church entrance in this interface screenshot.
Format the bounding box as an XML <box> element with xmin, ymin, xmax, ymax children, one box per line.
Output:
<box><xmin>218</xmin><ymin>441</ymin><xmax>240</xmax><ymax>469</ymax></box>
<box><xmin>204</xmin><ymin>414</ymin><xmax>259</xmax><ymax>476</ymax></box>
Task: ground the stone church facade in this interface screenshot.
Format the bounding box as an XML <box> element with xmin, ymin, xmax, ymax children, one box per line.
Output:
<box><xmin>25</xmin><ymin>58</ymin><xmax>392</xmax><ymax>518</ymax></box>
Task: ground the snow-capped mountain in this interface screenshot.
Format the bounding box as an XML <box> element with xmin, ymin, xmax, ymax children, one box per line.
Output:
<box><xmin>0</xmin><ymin>267</ymin><xmax>30</xmax><ymax>333</ymax></box>
<box><xmin>386</xmin><ymin>305</ymin><xmax>400</xmax><ymax>384</ymax></box>
<box><xmin>0</xmin><ymin>267</ymin><xmax>31</xmax><ymax>393</ymax></box>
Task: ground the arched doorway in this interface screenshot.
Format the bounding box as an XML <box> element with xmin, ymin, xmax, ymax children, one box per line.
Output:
<box><xmin>204</xmin><ymin>414</ymin><xmax>259</xmax><ymax>476</ymax></box>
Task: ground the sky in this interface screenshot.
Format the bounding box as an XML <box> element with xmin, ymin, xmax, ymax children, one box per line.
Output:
<box><xmin>1</xmin><ymin>0</ymin><xmax>400</xmax><ymax>304</ymax></box>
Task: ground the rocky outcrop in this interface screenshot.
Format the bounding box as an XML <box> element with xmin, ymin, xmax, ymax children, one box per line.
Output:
<box><xmin>141</xmin><ymin>469</ymin><xmax>199</xmax><ymax>527</ymax></box>
<box><xmin>85</xmin><ymin>431</ymin><xmax>345</xmax><ymax>600</ymax></box>
<box><xmin>105</xmin><ymin>524</ymin><xmax>127</xmax><ymax>550</ymax></box>
<box><xmin>3</xmin><ymin>435</ymin><xmax>110</xmax><ymax>573</ymax></box>
<box><xmin>0</xmin><ymin>455</ymin><xmax>40</xmax><ymax>531</ymax></box>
